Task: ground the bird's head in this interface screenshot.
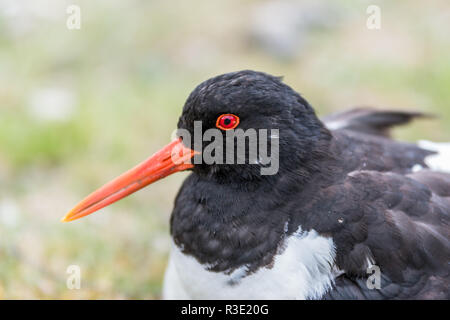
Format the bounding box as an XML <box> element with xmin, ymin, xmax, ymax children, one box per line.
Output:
<box><xmin>62</xmin><ymin>70</ymin><xmax>330</xmax><ymax>222</ymax></box>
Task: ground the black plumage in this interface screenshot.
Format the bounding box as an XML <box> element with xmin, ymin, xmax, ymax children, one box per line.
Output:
<box><xmin>170</xmin><ymin>70</ymin><xmax>449</xmax><ymax>299</ymax></box>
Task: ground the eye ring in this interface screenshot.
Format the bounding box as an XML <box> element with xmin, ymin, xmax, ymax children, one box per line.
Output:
<box><xmin>216</xmin><ymin>114</ymin><xmax>240</xmax><ymax>130</ymax></box>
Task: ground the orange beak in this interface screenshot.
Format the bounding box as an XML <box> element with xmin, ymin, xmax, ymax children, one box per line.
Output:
<box><xmin>61</xmin><ymin>138</ymin><xmax>198</xmax><ymax>222</ymax></box>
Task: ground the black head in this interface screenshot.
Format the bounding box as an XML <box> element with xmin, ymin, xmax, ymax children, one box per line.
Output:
<box><xmin>63</xmin><ymin>70</ymin><xmax>331</xmax><ymax>223</ymax></box>
<box><xmin>177</xmin><ymin>70</ymin><xmax>331</xmax><ymax>183</ymax></box>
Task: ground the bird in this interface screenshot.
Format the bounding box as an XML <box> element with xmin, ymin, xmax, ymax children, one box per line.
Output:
<box><xmin>62</xmin><ymin>70</ymin><xmax>450</xmax><ymax>300</ymax></box>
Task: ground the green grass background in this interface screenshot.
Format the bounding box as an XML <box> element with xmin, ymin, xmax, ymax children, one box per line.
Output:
<box><xmin>0</xmin><ymin>0</ymin><xmax>449</xmax><ymax>298</ymax></box>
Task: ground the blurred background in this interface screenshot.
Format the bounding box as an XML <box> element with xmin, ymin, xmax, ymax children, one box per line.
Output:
<box><xmin>0</xmin><ymin>0</ymin><xmax>449</xmax><ymax>299</ymax></box>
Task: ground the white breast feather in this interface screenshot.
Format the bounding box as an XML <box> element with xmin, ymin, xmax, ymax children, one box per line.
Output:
<box><xmin>418</xmin><ymin>140</ymin><xmax>450</xmax><ymax>173</ymax></box>
<box><xmin>162</xmin><ymin>227</ymin><xmax>336</xmax><ymax>300</ymax></box>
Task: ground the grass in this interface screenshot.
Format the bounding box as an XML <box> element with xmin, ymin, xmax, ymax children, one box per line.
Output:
<box><xmin>0</xmin><ymin>0</ymin><xmax>449</xmax><ymax>299</ymax></box>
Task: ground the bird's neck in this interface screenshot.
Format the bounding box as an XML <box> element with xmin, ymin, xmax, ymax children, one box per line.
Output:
<box><xmin>170</xmin><ymin>148</ymin><xmax>335</xmax><ymax>274</ymax></box>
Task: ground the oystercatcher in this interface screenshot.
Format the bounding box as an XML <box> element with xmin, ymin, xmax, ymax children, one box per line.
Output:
<box><xmin>63</xmin><ymin>70</ymin><xmax>450</xmax><ymax>299</ymax></box>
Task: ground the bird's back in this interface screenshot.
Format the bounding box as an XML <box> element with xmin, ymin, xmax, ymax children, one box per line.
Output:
<box><xmin>318</xmin><ymin>109</ymin><xmax>450</xmax><ymax>299</ymax></box>
<box><xmin>165</xmin><ymin>107</ymin><xmax>449</xmax><ymax>300</ymax></box>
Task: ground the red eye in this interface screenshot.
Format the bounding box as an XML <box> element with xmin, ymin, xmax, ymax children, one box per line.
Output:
<box><xmin>216</xmin><ymin>114</ymin><xmax>239</xmax><ymax>130</ymax></box>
